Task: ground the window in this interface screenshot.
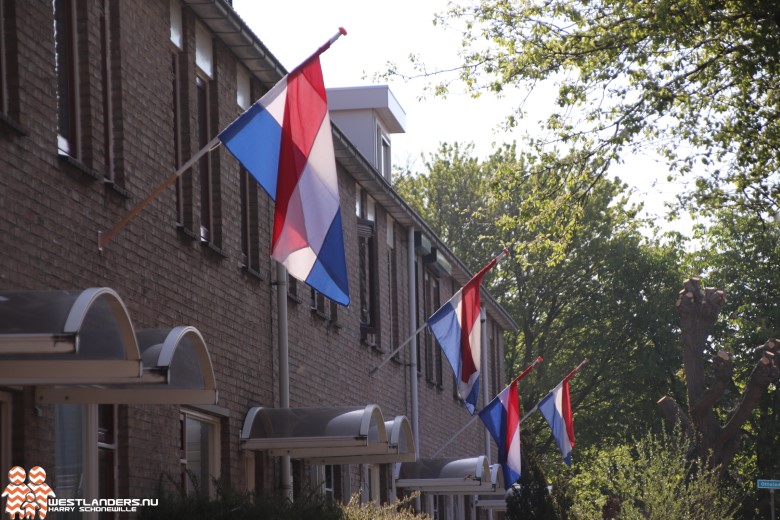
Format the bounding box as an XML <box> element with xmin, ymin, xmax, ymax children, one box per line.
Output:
<box><xmin>55</xmin><ymin>404</ymin><xmax>116</xmax><ymax>518</ymax></box>
<box><xmin>196</xmin><ymin>74</ymin><xmax>212</xmax><ymax>242</ymax></box>
<box><xmin>240</xmin><ymin>167</ymin><xmax>261</xmax><ymax>275</ymax></box>
<box><xmin>236</xmin><ymin>65</ymin><xmax>250</xmax><ymax>110</ymax></box>
<box><xmin>356</xmin><ymin>186</ymin><xmax>378</xmax><ymax>346</ymax></box>
<box><xmin>0</xmin><ymin>392</ymin><xmax>10</xmax><ymax>476</ymax></box>
<box><xmin>98</xmin><ymin>405</ymin><xmax>117</xmax><ymax>520</ymax></box>
<box><xmin>375</xmin><ymin>126</ymin><xmax>391</xmax><ymax>180</ymax></box>
<box><xmin>54</xmin><ymin>0</ymin><xmax>79</xmax><ymax>157</ymax></box>
<box><xmin>357</xmin><ymin>217</ymin><xmax>377</xmax><ymax>346</ymax></box>
<box><xmin>99</xmin><ymin>0</ymin><xmax>117</xmax><ymax>182</ymax></box>
<box><xmin>180</xmin><ymin>409</ymin><xmax>221</xmax><ymax>497</ymax></box>
<box><xmin>0</xmin><ymin>0</ymin><xmax>8</xmax><ymax>117</ymax></box>
<box><xmin>287</xmin><ymin>271</ymin><xmax>300</xmax><ymax>301</ymax></box>
<box><xmin>423</xmin><ymin>272</ymin><xmax>442</xmax><ymax>385</ymax></box>
<box><xmin>386</xmin><ymin>218</ymin><xmax>400</xmax><ymax>362</ymax></box>
<box><xmin>310</xmin><ymin>288</ymin><xmax>339</xmax><ymax>326</ymax></box>
<box><xmin>169</xmin><ymin>0</ymin><xmax>182</xmax><ymax>49</ymax></box>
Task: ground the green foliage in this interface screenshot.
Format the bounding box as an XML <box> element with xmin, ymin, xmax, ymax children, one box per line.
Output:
<box><xmin>396</xmin><ymin>141</ymin><xmax>689</xmax><ymax>468</ymax></box>
<box><xmin>421</xmin><ymin>0</ymin><xmax>780</xmax><ymax>217</ymax></box>
<box><xmin>568</xmin><ymin>429</ymin><xmax>739</xmax><ymax>520</ymax></box>
<box><xmin>138</xmin><ymin>478</ymin><xmax>343</xmax><ymax>520</ymax></box>
<box><xmin>341</xmin><ymin>493</ymin><xmax>430</xmax><ymax>520</ymax></box>
<box><xmin>687</xmin><ymin>211</ymin><xmax>780</xmax><ymax>517</ymax></box>
<box><xmin>139</xmin><ymin>474</ymin><xmax>430</xmax><ymax>520</ymax></box>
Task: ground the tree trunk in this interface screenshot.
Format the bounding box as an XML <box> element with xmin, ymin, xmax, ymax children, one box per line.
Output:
<box><xmin>659</xmin><ymin>278</ymin><xmax>780</xmax><ymax>474</ymax></box>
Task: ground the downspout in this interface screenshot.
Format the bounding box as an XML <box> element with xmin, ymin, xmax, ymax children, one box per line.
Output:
<box><xmin>277</xmin><ymin>263</ymin><xmax>293</xmax><ymax>500</ymax></box>
<box><xmin>407</xmin><ymin>226</ymin><xmax>420</xmax><ymax>511</ymax></box>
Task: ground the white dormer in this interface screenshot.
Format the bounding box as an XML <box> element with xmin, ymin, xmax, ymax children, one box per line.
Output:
<box><xmin>327</xmin><ymin>86</ymin><xmax>406</xmax><ymax>182</ymax></box>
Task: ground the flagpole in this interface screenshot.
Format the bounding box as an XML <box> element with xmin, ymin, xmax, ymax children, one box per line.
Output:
<box><xmin>519</xmin><ymin>358</ymin><xmax>588</xmax><ymax>424</ymax></box>
<box><xmin>368</xmin><ymin>322</ymin><xmax>427</xmax><ymax>376</ymax></box>
<box><xmin>96</xmin><ymin>28</ymin><xmax>347</xmax><ymax>251</ymax></box>
<box><xmin>432</xmin><ymin>357</ymin><xmax>542</xmax><ymax>458</ymax></box>
<box><xmin>97</xmin><ymin>136</ymin><xmax>221</xmax><ymax>250</ymax></box>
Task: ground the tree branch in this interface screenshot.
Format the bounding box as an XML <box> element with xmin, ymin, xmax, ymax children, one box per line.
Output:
<box><xmin>692</xmin><ymin>351</ymin><xmax>733</xmax><ymax>421</ymax></box>
<box><xmin>721</xmin><ymin>340</ymin><xmax>779</xmax><ymax>443</ymax></box>
<box><xmin>657</xmin><ymin>395</ymin><xmax>695</xmax><ymax>439</ymax></box>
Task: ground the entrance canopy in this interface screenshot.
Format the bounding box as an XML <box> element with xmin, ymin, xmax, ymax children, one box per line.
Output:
<box><xmin>242</xmin><ymin>405</ymin><xmax>416</xmax><ymax>464</ymax></box>
<box><xmin>395</xmin><ymin>457</ymin><xmax>505</xmax><ymax>495</ymax></box>
<box><xmin>0</xmin><ymin>288</ymin><xmax>218</xmax><ymax>405</ymax></box>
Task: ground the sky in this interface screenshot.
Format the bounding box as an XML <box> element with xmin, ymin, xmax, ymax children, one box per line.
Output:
<box><xmin>231</xmin><ymin>0</ymin><xmax>694</xmax><ymax>235</ymax></box>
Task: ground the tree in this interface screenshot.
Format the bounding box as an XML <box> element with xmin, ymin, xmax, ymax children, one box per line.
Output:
<box><xmin>395</xmin><ymin>143</ymin><xmax>688</xmax><ymax>457</ymax></box>
<box><xmin>418</xmin><ymin>0</ymin><xmax>780</xmax><ymax>217</ymax></box>
<box><xmin>686</xmin><ymin>211</ymin><xmax>780</xmax><ymax>516</ymax></box>
<box><xmin>657</xmin><ymin>277</ymin><xmax>779</xmax><ymax>475</ymax></box>
<box><xmin>568</xmin><ymin>429</ymin><xmax>739</xmax><ymax>520</ymax></box>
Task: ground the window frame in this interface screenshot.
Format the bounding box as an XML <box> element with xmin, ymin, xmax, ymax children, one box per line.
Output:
<box><xmin>180</xmin><ymin>408</ymin><xmax>221</xmax><ymax>498</ymax></box>
<box><xmin>54</xmin><ymin>0</ymin><xmax>80</xmax><ymax>158</ymax></box>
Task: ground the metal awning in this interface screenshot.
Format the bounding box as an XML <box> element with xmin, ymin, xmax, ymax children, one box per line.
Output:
<box><xmin>303</xmin><ymin>415</ymin><xmax>416</xmax><ymax>465</ymax></box>
<box><xmin>0</xmin><ymin>288</ymin><xmax>141</xmax><ymax>383</ymax></box>
<box><xmin>395</xmin><ymin>457</ymin><xmax>505</xmax><ymax>495</ymax></box>
<box><xmin>474</xmin><ymin>497</ymin><xmax>508</xmax><ymax>511</ymax></box>
<box><xmin>0</xmin><ymin>288</ymin><xmax>218</xmax><ymax>405</ymax></box>
<box><xmin>35</xmin><ymin>326</ymin><xmax>218</xmax><ymax>404</ymax></box>
<box><xmin>242</xmin><ymin>405</ymin><xmax>414</xmax><ymax>462</ymax></box>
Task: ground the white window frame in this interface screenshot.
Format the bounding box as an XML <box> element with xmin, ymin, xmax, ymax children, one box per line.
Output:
<box><xmin>180</xmin><ymin>408</ymin><xmax>221</xmax><ymax>497</ymax></box>
<box><xmin>195</xmin><ymin>22</ymin><xmax>213</xmax><ymax>79</ymax></box>
<box><xmin>236</xmin><ymin>64</ymin><xmax>250</xmax><ymax>110</ymax></box>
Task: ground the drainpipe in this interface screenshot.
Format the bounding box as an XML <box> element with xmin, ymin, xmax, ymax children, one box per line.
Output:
<box><xmin>407</xmin><ymin>226</ymin><xmax>420</xmax><ymax>511</ymax></box>
<box><xmin>277</xmin><ymin>263</ymin><xmax>293</xmax><ymax>500</ymax></box>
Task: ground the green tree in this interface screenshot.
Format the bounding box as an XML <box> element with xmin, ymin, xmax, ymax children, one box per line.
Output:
<box><xmin>686</xmin><ymin>212</ymin><xmax>780</xmax><ymax>517</ymax></box>
<box><xmin>396</xmin><ymin>143</ymin><xmax>687</xmax><ymax>462</ymax></box>
<box><xmin>418</xmin><ymin>0</ymin><xmax>780</xmax><ymax>217</ymax></box>
<box><xmin>568</xmin><ymin>429</ymin><xmax>739</xmax><ymax>520</ymax></box>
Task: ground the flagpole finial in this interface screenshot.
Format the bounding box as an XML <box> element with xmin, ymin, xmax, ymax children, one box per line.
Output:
<box><xmin>339</xmin><ymin>27</ymin><xmax>347</xmax><ymax>36</ymax></box>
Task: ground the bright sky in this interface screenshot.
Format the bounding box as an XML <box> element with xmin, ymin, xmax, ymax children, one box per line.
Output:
<box><xmin>232</xmin><ymin>0</ymin><xmax>694</xmax><ymax>235</ymax></box>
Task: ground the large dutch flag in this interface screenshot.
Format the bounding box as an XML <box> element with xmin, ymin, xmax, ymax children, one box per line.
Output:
<box><xmin>478</xmin><ymin>379</ymin><xmax>522</xmax><ymax>487</ymax></box>
<box><xmin>427</xmin><ymin>250</ymin><xmax>506</xmax><ymax>414</ymax></box>
<box><xmin>219</xmin><ymin>33</ymin><xmax>349</xmax><ymax>306</ymax></box>
<box><xmin>538</xmin><ymin>379</ymin><xmax>576</xmax><ymax>465</ymax></box>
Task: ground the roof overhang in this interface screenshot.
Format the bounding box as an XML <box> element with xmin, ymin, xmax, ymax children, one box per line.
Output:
<box><xmin>242</xmin><ymin>405</ymin><xmax>415</xmax><ymax>463</ymax></box>
<box><xmin>395</xmin><ymin>457</ymin><xmax>505</xmax><ymax>495</ymax></box>
<box><xmin>303</xmin><ymin>415</ymin><xmax>416</xmax><ymax>465</ymax></box>
<box><xmin>0</xmin><ymin>289</ymin><xmax>218</xmax><ymax>405</ymax></box>
<box><xmin>35</xmin><ymin>326</ymin><xmax>218</xmax><ymax>405</ymax></box>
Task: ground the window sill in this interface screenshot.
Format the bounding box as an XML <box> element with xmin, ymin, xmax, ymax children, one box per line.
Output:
<box><xmin>0</xmin><ymin>113</ymin><xmax>28</xmax><ymax>136</ymax></box>
<box><xmin>104</xmin><ymin>179</ymin><xmax>131</xmax><ymax>199</ymax></box>
<box><xmin>310</xmin><ymin>307</ymin><xmax>329</xmax><ymax>320</ymax></box>
<box><xmin>241</xmin><ymin>264</ymin><xmax>264</xmax><ymax>281</ymax></box>
<box><xmin>287</xmin><ymin>292</ymin><xmax>303</xmax><ymax>305</ymax></box>
<box><xmin>200</xmin><ymin>240</ymin><xmax>226</xmax><ymax>257</ymax></box>
<box><xmin>58</xmin><ymin>153</ymin><xmax>101</xmax><ymax>182</ymax></box>
<box><xmin>177</xmin><ymin>225</ymin><xmax>198</xmax><ymax>241</ymax></box>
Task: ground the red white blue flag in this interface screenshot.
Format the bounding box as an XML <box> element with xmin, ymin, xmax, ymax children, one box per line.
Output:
<box><xmin>538</xmin><ymin>379</ymin><xmax>576</xmax><ymax>465</ymax></box>
<box><xmin>427</xmin><ymin>250</ymin><xmax>507</xmax><ymax>414</ymax></box>
<box><xmin>219</xmin><ymin>32</ymin><xmax>349</xmax><ymax>306</ymax></box>
<box><xmin>478</xmin><ymin>379</ymin><xmax>521</xmax><ymax>487</ymax></box>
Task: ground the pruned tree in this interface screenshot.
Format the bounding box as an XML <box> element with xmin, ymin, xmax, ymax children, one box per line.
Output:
<box><xmin>658</xmin><ymin>277</ymin><xmax>780</xmax><ymax>473</ymax></box>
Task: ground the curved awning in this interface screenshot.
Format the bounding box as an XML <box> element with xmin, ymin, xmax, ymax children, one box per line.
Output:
<box><xmin>0</xmin><ymin>288</ymin><xmax>141</xmax><ymax>383</ymax></box>
<box><xmin>303</xmin><ymin>415</ymin><xmax>416</xmax><ymax>465</ymax></box>
<box><xmin>35</xmin><ymin>326</ymin><xmax>218</xmax><ymax>405</ymax></box>
<box><xmin>242</xmin><ymin>405</ymin><xmax>399</xmax><ymax>461</ymax></box>
<box><xmin>0</xmin><ymin>288</ymin><xmax>219</xmax><ymax>405</ymax></box>
<box><xmin>395</xmin><ymin>457</ymin><xmax>504</xmax><ymax>494</ymax></box>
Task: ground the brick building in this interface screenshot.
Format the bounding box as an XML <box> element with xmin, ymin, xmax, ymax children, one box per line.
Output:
<box><xmin>0</xmin><ymin>0</ymin><xmax>516</xmax><ymax>518</ymax></box>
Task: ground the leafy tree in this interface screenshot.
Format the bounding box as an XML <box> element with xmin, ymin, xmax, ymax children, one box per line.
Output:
<box><xmin>685</xmin><ymin>212</ymin><xmax>780</xmax><ymax>516</ymax></box>
<box><xmin>395</xmin><ymin>143</ymin><xmax>687</xmax><ymax>461</ymax></box>
<box><xmin>568</xmin><ymin>429</ymin><xmax>739</xmax><ymax>520</ymax></box>
<box><xmin>407</xmin><ymin>0</ymin><xmax>780</xmax><ymax>217</ymax></box>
